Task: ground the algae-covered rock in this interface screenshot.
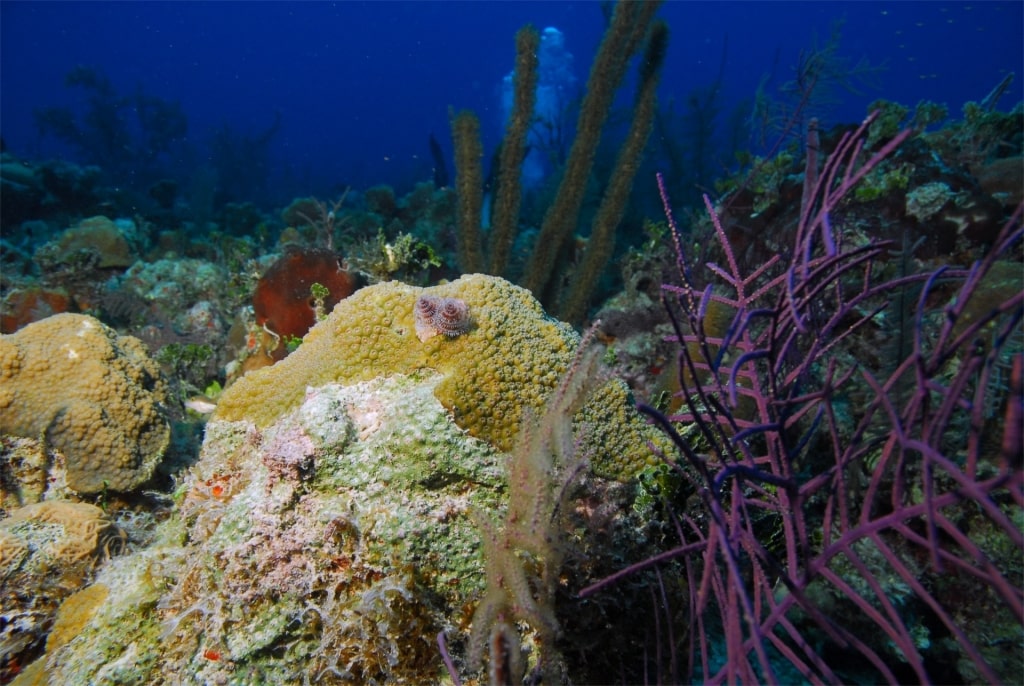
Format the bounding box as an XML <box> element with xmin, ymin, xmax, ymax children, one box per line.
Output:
<box><xmin>0</xmin><ymin>501</ymin><xmax>123</xmax><ymax>681</ymax></box>
<box><xmin>29</xmin><ymin>368</ymin><xmax>665</xmax><ymax>684</ymax></box>
<box><xmin>24</xmin><ymin>275</ymin><xmax>672</xmax><ymax>684</ymax></box>
<box><xmin>33</xmin><ymin>374</ymin><xmax>505</xmax><ymax>684</ymax></box>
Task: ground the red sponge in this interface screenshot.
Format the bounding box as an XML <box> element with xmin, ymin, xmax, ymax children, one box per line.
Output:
<box><xmin>253</xmin><ymin>246</ymin><xmax>358</xmax><ymax>348</ymax></box>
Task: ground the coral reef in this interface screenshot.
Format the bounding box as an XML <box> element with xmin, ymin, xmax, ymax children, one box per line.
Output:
<box><xmin>19</xmin><ymin>361</ymin><xmax>666</xmax><ymax>684</ymax></box>
<box><xmin>1</xmin><ymin>501</ymin><xmax>122</xmax><ymax>681</ymax></box>
<box><xmin>0</xmin><ymin>313</ymin><xmax>170</xmax><ymax>495</ymax></box>
<box><xmin>216</xmin><ymin>273</ymin><xmax>661</xmax><ymax>479</ymax></box>
<box><xmin>1</xmin><ymin>9</ymin><xmax>1018</xmax><ymax>685</ymax></box>
<box><xmin>584</xmin><ymin>115</ymin><xmax>1023</xmax><ymax>684</ymax></box>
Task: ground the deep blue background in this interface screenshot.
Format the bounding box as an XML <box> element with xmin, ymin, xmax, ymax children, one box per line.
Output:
<box><xmin>3</xmin><ymin>1</ymin><xmax>1021</xmax><ymax>205</ymax></box>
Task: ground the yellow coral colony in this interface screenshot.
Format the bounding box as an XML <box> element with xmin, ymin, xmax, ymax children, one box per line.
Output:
<box><xmin>216</xmin><ymin>274</ymin><xmax>658</xmax><ymax>479</ymax></box>
<box><xmin>0</xmin><ymin>314</ymin><xmax>170</xmax><ymax>494</ymax></box>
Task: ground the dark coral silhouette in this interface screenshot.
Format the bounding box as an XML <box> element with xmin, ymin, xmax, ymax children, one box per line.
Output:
<box><xmin>34</xmin><ymin>66</ymin><xmax>187</xmax><ymax>188</ymax></box>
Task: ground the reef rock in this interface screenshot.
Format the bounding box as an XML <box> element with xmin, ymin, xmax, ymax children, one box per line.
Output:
<box><xmin>21</xmin><ymin>276</ymin><xmax>670</xmax><ymax>684</ymax></box>
<box><xmin>25</xmin><ymin>375</ymin><xmax>506</xmax><ymax>683</ymax></box>
<box><xmin>37</xmin><ymin>216</ymin><xmax>140</xmax><ymax>270</ymax></box>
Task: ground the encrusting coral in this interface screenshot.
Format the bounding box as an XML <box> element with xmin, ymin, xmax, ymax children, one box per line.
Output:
<box><xmin>216</xmin><ymin>273</ymin><xmax>660</xmax><ymax>479</ymax></box>
<box><xmin>1</xmin><ymin>501</ymin><xmax>123</xmax><ymax>681</ymax></box>
<box><xmin>0</xmin><ymin>313</ymin><xmax>170</xmax><ymax>495</ymax></box>
<box><xmin>22</xmin><ymin>366</ymin><xmax>664</xmax><ymax>684</ymax></box>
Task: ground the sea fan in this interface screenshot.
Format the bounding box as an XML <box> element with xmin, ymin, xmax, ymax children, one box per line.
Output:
<box><xmin>583</xmin><ymin>113</ymin><xmax>1023</xmax><ymax>684</ymax></box>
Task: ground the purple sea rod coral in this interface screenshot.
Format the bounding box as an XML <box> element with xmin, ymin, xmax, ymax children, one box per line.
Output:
<box><xmin>583</xmin><ymin>113</ymin><xmax>1024</xmax><ymax>684</ymax></box>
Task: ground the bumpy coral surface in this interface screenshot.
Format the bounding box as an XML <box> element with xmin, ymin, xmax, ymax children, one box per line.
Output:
<box><xmin>0</xmin><ymin>313</ymin><xmax>170</xmax><ymax>494</ymax></box>
<box><xmin>0</xmin><ymin>501</ymin><xmax>122</xmax><ymax>682</ymax></box>
<box><xmin>217</xmin><ymin>273</ymin><xmax>659</xmax><ymax>478</ymax></box>
<box><xmin>44</xmin><ymin>215</ymin><xmax>139</xmax><ymax>268</ymax></box>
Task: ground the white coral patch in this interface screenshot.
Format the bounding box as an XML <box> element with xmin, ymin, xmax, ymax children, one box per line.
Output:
<box><xmin>347</xmin><ymin>398</ymin><xmax>385</xmax><ymax>440</ymax></box>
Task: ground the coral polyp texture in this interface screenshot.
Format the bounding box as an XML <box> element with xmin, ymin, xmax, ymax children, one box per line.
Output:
<box><xmin>216</xmin><ymin>273</ymin><xmax>659</xmax><ymax>479</ymax></box>
<box><xmin>0</xmin><ymin>501</ymin><xmax>122</xmax><ymax>682</ymax></box>
<box><xmin>0</xmin><ymin>313</ymin><xmax>170</xmax><ymax>495</ymax></box>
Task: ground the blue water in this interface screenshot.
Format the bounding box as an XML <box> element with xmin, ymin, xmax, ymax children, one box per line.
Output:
<box><xmin>2</xmin><ymin>1</ymin><xmax>1021</xmax><ymax>205</ymax></box>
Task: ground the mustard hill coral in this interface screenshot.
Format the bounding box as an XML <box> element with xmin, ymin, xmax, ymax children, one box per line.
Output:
<box><xmin>215</xmin><ymin>274</ymin><xmax>660</xmax><ymax>479</ymax></box>
<box><xmin>0</xmin><ymin>313</ymin><xmax>170</xmax><ymax>494</ymax></box>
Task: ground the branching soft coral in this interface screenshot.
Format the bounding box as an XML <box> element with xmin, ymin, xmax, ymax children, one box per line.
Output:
<box><xmin>583</xmin><ymin>112</ymin><xmax>1023</xmax><ymax>684</ymax></box>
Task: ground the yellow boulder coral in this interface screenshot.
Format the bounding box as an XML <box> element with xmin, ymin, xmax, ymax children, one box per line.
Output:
<box><xmin>50</xmin><ymin>216</ymin><xmax>137</xmax><ymax>268</ymax></box>
<box><xmin>217</xmin><ymin>274</ymin><xmax>659</xmax><ymax>478</ymax></box>
<box><xmin>0</xmin><ymin>314</ymin><xmax>170</xmax><ymax>494</ymax></box>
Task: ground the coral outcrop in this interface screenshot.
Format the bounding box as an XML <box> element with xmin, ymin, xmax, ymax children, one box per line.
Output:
<box><xmin>10</xmin><ymin>274</ymin><xmax>672</xmax><ymax>684</ymax></box>
<box><xmin>217</xmin><ymin>273</ymin><xmax>660</xmax><ymax>479</ymax></box>
<box><xmin>0</xmin><ymin>501</ymin><xmax>122</xmax><ymax>681</ymax></box>
<box><xmin>15</xmin><ymin>376</ymin><xmax>503</xmax><ymax>683</ymax></box>
<box><xmin>36</xmin><ymin>216</ymin><xmax>140</xmax><ymax>269</ymax></box>
<box><xmin>0</xmin><ymin>313</ymin><xmax>170</xmax><ymax>495</ymax></box>
<box><xmin>20</xmin><ymin>368</ymin><xmax>662</xmax><ymax>684</ymax></box>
